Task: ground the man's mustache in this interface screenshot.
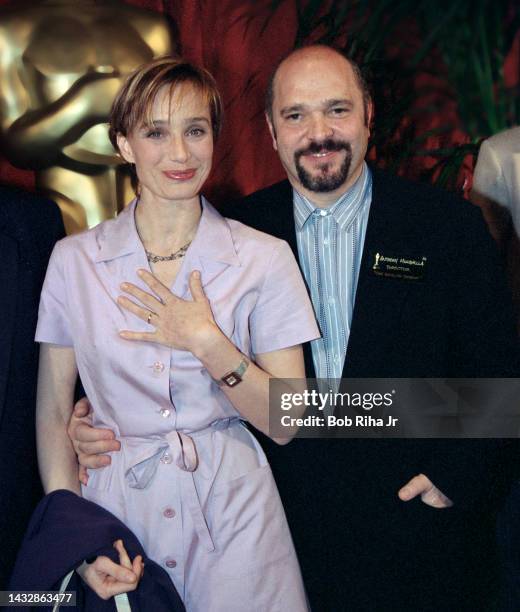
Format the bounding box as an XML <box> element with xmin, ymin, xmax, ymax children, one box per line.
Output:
<box><xmin>296</xmin><ymin>139</ymin><xmax>351</xmax><ymax>158</ymax></box>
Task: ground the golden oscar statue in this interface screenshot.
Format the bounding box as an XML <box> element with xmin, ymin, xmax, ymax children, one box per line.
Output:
<box><xmin>0</xmin><ymin>0</ymin><xmax>174</xmax><ymax>233</ymax></box>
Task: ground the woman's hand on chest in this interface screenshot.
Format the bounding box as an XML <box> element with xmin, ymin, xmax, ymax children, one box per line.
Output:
<box><xmin>117</xmin><ymin>268</ymin><xmax>223</xmax><ymax>355</ymax></box>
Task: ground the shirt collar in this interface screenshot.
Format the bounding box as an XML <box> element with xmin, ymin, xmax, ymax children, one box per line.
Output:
<box><xmin>94</xmin><ymin>196</ymin><xmax>240</xmax><ymax>267</ymax></box>
<box><xmin>293</xmin><ymin>162</ymin><xmax>371</xmax><ymax>232</ymax></box>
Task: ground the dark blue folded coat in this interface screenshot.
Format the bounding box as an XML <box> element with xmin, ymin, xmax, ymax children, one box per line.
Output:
<box><xmin>8</xmin><ymin>490</ymin><xmax>185</xmax><ymax>612</ymax></box>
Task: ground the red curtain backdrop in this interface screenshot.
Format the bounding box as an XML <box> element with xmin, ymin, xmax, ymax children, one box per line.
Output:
<box><xmin>165</xmin><ymin>0</ymin><xmax>299</xmax><ymax>203</ymax></box>
<box><xmin>0</xmin><ymin>1</ymin><xmax>517</xmax><ymax>205</ymax></box>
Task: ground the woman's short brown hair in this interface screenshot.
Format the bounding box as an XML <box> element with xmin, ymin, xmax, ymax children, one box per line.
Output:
<box><xmin>109</xmin><ymin>56</ymin><xmax>223</xmax><ymax>151</ymax></box>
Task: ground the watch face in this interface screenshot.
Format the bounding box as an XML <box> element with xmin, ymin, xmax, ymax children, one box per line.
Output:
<box><xmin>222</xmin><ymin>372</ymin><xmax>242</xmax><ymax>387</ymax></box>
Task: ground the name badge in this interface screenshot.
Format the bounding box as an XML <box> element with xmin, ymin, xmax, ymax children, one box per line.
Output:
<box><xmin>370</xmin><ymin>251</ymin><xmax>427</xmax><ymax>281</ymax></box>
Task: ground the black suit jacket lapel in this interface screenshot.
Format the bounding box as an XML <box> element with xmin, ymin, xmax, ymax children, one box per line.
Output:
<box><xmin>343</xmin><ymin>170</ymin><xmax>414</xmax><ymax>378</ymax></box>
<box><xmin>0</xmin><ymin>207</ymin><xmax>20</xmax><ymax>425</ymax></box>
<box><xmin>272</xmin><ymin>181</ymin><xmax>299</xmax><ymax>257</ymax></box>
<box><xmin>275</xmin><ymin>183</ymin><xmax>316</xmax><ymax>378</ymax></box>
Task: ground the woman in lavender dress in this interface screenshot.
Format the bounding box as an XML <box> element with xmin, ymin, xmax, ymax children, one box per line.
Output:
<box><xmin>35</xmin><ymin>57</ymin><xmax>319</xmax><ymax>611</ymax></box>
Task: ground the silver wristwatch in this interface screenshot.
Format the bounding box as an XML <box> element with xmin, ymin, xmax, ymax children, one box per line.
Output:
<box><xmin>215</xmin><ymin>358</ymin><xmax>250</xmax><ymax>388</ymax></box>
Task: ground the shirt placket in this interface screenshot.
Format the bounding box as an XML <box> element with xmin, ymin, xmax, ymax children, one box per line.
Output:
<box><xmin>294</xmin><ymin>164</ymin><xmax>372</xmax><ymax>394</ymax></box>
<box><xmin>313</xmin><ymin>210</ymin><xmax>343</xmax><ymax>394</ymax></box>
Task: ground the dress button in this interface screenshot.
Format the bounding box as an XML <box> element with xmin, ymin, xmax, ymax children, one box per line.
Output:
<box><xmin>161</xmin><ymin>453</ymin><xmax>173</xmax><ymax>464</ymax></box>
<box><xmin>165</xmin><ymin>559</ymin><xmax>177</xmax><ymax>569</ymax></box>
<box><xmin>153</xmin><ymin>361</ymin><xmax>165</xmax><ymax>373</ymax></box>
<box><xmin>163</xmin><ymin>507</ymin><xmax>176</xmax><ymax>519</ymax></box>
<box><xmin>160</xmin><ymin>408</ymin><xmax>172</xmax><ymax>418</ymax></box>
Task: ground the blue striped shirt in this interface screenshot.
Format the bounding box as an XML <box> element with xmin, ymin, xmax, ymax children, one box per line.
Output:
<box><xmin>294</xmin><ymin>163</ymin><xmax>372</xmax><ymax>388</ymax></box>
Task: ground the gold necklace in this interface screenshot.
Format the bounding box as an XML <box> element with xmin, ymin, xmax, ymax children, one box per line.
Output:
<box><xmin>134</xmin><ymin>196</ymin><xmax>192</xmax><ymax>264</ymax></box>
<box><xmin>145</xmin><ymin>242</ymin><xmax>191</xmax><ymax>264</ymax></box>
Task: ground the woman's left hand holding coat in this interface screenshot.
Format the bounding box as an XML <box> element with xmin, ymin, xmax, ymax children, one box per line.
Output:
<box><xmin>77</xmin><ymin>539</ymin><xmax>144</xmax><ymax>600</ymax></box>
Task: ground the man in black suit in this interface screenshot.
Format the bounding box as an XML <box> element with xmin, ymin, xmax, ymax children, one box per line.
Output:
<box><xmin>223</xmin><ymin>45</ymin><xmax>520</xmax><ymax>611</ymax></box>
<box><xmin>71</xmin><ymin>46</ymin><xmax>519</xmax><ymax>611</ymax></box>
<box><xmin>0</xmin><ymin>185</ymin><xmax>64</xmax><ymax>588</ymax></box>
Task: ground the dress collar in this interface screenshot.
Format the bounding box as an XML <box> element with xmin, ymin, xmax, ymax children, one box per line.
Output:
<box><xmin>94</xmin><ymin>196</ymin><xmax>240</xmax><ymax>267</ymax></box>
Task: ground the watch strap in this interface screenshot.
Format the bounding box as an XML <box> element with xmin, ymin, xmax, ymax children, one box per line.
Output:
<box><xmin>216</xmin><ymin>357</ymin><xmax>250</xmax><ymax>388</ymax></box>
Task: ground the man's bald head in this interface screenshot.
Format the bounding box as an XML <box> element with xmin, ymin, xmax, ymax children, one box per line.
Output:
<box><xmin>265</xmin><ymin>45</ymin><xmax>372</xmax><ymax>127</ymax></box>
<box><xmin>264</xmin><ymin>44</ymin><xmax>373</xmax><ymax>204</ymax></box>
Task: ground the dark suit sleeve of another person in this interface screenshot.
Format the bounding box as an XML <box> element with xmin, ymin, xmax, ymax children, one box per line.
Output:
<box><xmin>0</xmin><ymin>186</ymin><xmax>65</xmax><ymax>589</ymax></box>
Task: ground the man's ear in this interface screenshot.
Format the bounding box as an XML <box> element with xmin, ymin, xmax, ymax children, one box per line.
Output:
<box><xmin>117</xmin><ymin>134</ymin><xmax>135</xmax><ymax>164</ymax></box>
<box><xmin>366</xmin><ymin>100</ymin><xmax>374</xmax><ymax>134</ymax></box>
<box><xmin>265</xmin><ymin>113</ymin><xmax>278</xmax><ymax>151</ymax></box>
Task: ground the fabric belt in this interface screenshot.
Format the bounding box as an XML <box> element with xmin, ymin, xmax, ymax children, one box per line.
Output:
<box><xmin>122</xmin><ymin>417</ymin><xmax>242</xmax><ymax>552</ymax></box>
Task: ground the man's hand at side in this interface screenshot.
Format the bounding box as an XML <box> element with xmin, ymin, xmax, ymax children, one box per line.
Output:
<box><xmin>68</xmin><ymin>397</ymin><xmax>120</xmax><ymax>485</ymax></box>
<box><xmin>398</xmin><ymin>473</ymin><xmax>453</xmax><ymax>508</ymax></box>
